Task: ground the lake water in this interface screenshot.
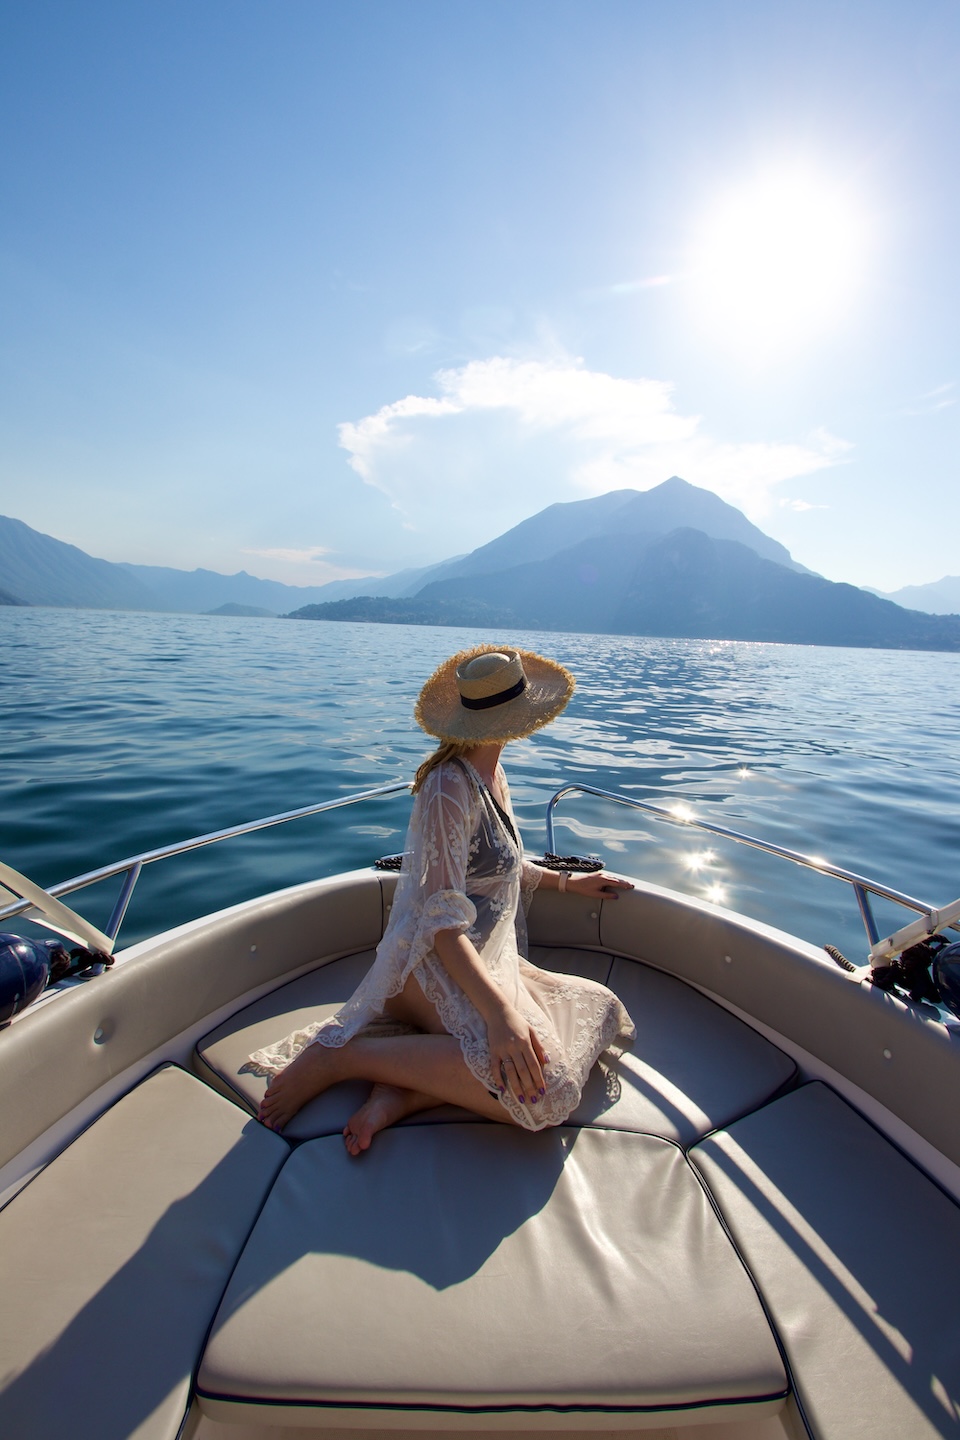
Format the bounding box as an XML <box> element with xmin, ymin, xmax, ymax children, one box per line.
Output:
<box><xmin>1</xmin><ymin>607</ymin><xmax>959</xmax><ymax>959</ymax></box>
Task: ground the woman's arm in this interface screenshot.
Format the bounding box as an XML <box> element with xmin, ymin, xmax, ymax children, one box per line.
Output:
<box><xmin>498</xmin><ymin>771</ymin><xmax>632</xmax><ymax>902</ymax></box>
<box><xmin>526</xmin><ymin>866</ymin><xmax>634</xmax><ymax>898</ymax></box>
<box><xmin>433</xmin><ymin>926</ymin><xmax>547</xmax><ymax>1105</ymax></box>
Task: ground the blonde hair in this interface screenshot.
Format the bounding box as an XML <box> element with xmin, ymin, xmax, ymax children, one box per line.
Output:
<box><xmin>411</xmin><ymin>740</ymin><xmax>473</xmax><ymax>794</ymax></box>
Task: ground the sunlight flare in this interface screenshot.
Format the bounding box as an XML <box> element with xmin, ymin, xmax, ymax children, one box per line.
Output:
<box><xmin>691</xmin><ymin>168</ymin><xmax>866</xmax><ymax>353</ymax></box>
<box><xmin>683</xmin><ymin>849</ymin><xmax>717</xmax><ymax>872</ymax></box>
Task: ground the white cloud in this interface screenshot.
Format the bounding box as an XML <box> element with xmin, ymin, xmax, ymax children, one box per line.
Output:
<box><xmin>338</xmin><ymin>394</ymin><xmax>461</xmax><ymax>487</ymax></box>
<box><xmin>900</xmin><ymin>381</ymin><xmax>957</xmax><ymax>417</ymax></box>
<box><xmin>336</xmin><ymin>356</ymin><xmax>850</xmax><ymax>549</ymax></box>
<box><xmin>808</xmin><ymin>426</ymin><xmax>855</xmax><ymax>457</ymax></box>
<box><xmin>438</xmin><ymin>357</ymin><xmax>693</xmax><ymax>444</ymax></box>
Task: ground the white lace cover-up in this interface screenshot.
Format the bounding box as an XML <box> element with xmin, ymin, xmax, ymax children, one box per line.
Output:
<box><xmin>244</xmin><ymin>759</ymin><xmax>635</xmax><ymax>1130</ymax></box>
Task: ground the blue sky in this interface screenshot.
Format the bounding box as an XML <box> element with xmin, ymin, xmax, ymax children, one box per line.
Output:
<box><xmin>1</xmin><ymin>0</ymin><xmax>958</xmax><ymax>590</ymax></box>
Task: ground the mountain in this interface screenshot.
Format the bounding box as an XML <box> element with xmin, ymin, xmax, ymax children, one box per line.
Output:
<box><xmin>290</xmin><ymin>478</ymin><xmax>810</xmax><ymax>605</ymax></box>
<box><xmin>402</xmin><ymin>478</ymin><xmax>813</xmax><ymax>594</ymax></box>
<box><xmin>607</xmin><ymin>532</ymin><xmax>959</xmax><ymax>647</ymax></box>
<box><xmin>305</xmin><ymin>557</ymin><xmax>469</xmax><ymax>603</ymax></box>
<box><xmin>9</xmin><ymin>480</ymin><xmax>951</xmax><ymax>651</ymax></box>
<box><xmin>119</xmin><ymin>556</ymin><xmax>475</xmax><ymax>612</ymax></box>
<box><xmin>0</xmin><ymin>586</ymin><xmax>28</xmax><ymax>606</ymax></box>
<box><xmin>0</xmin><ymin>515</ymin><xmax>385</xmax><ymax>613</ymax></box>
<box><xmin>289</xmin><ymin>526</ymin><xmax>960</xmax><ymax>653</ymax></box>
<box><xmin>869</xmin><ymin>576</ymin><xmax>960</xmax><ymax>616</ymax></box>
<box><xmin>0</xmin><ymin>516</ymin><xmax>162</xmax><ymax>610</ymax></box>
<box><xmin>117</xmin><ymin>562</ymin><xmax>345</xmax><ymax>613</ymax></box>
<box><xmin>0</xmin><ymin>481</ymin><xmax>808</xmax><ymax>615</ymax></box>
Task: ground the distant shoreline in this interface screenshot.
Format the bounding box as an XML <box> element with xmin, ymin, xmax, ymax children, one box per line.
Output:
<box><xmin>281</xmin><ymin>594</ymin><xmax>960</xmax><ymax>655</ymax></box>
<box><xmin>4</xmin><ymin>601</ymin><xmax>960</xmax><ymax>654</ymax></box>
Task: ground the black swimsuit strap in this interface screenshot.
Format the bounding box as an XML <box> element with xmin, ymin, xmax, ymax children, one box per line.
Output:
<box><xmin>452</xmin><ymin>758</ymin><xmax>520</xmax><ymax>849</ymax></box>
<box><xmin>486</xmin><ymin>789</ymin><xmax>520</xmax><ymax>850</ymax></box>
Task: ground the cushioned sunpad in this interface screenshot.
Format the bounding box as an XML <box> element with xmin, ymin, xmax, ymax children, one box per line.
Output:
<box><xmin>196</xmin><ymin>946</ymin><xmax>612</xmax><ymax>1141</ymax></box>
<box><xmin>198</xmin><ymin>948</ymin><xmax>794</xmax><ymax>1146</ymax></box>
<box><xmin>197</xmin><ymin>950</ymin><xmax>381</xmax><ymax>1139</ymax></box>
<box><xmin>691</xmin><ymin>1083</ymin><xmax>960</xmax><ymax>1440</ymax></box>
<box><xmin>197</xmin><ymin>1123</ymin><xmax>786</xmax><ymax>1424</ymax></box>
<box><xmin>578</xmin><ymin>958</ymin><xmax>797</xmax><ymax>1144</ymax></box>
<box><xmin>0</xmin><ymin>1065</ymin><xmax>288</xmax><ymax>1440</ymax></box>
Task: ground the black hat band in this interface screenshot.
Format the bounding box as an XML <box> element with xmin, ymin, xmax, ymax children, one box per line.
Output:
<box><xmin>459</xmin><ymin>677</ymin><xmax>527</xmax><ymax>711</ymax></box>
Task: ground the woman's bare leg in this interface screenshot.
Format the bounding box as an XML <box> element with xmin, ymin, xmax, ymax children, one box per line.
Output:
<box><xmin>258</xmin><ymin>1031</ymin><xmax>510</xmax><ymax>1132</ymax></box>
<box><xmin>258</xmin><ymin>1034</ymin><xmax>508</xmax><ymax>1131</ymax></box>
<box><xmin>343</xmin><ymin>1083</ymin><xmax>443</xmax><ymax>1155</ymax></box>
<box><xmin>383</xmin><ymin>970</ymin><xmax>452</xmax><ymax>1036</ymax></box>
<box><xmin>342</xmin><ymin>972</ymin><xmax>487</xmax><ymax>1152</ymax></box>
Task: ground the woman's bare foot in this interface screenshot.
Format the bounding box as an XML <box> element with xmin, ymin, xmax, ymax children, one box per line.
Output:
<box><xmin>257</xmin><ymin>1042</ymin><xmax>342</xmax><ymax>1131</ymax></box>
<box><xmin>343</xmin><ymin>1082</ymin><xmax>441</xmax><ymax>1156</ymax></box>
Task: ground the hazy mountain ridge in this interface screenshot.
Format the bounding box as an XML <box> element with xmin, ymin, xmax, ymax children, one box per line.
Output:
<box><xmin>3</xmin><ymin>480</ymin><xmax>957</xmax><ymax>651</ymax></box>
<box><xmin>118</xmin><ymin>562</ymin><xmax>342</xmax><ymax>613</ymax></box>
<box><xmin>289</xmin><ymin>516</ymin><xmax>960</xmax><ymax>653</ymax></box>
<box><xmin>311</xmin><ymin>557</ymin><xmax>470</xmax><ymax>602</ymax></box>
<box><xmin>118</xmin><ymin>558</ymin><xmax>464</xmax><ymax>609</ymax></box>
<box><xmin>0</xmin><ymin>480</ymin><xmax>824</xmax><ymax>615</ymax></box>
<box><xmin>0</xmin><ymin>516</ymin><xmax>161</xmax><ymax>610</ymax></box>
<box><xmin>0</xmin><ymin>513</ymin><xmax>468</xmax><ymax>613</ymax></box>
<box><xmin>868</xmin><ymin>575</ymin><xmax>960</xmax><ymax>616</ymax></box>
<box><xmin>398</xmin><ymin>478</ymin><xmax>812</xmax><ymax>595</ymax></box>
<box><xmin>0</xmin><ymin>517</ymin><xmax>375</xmax><ymax>613</ymax></box>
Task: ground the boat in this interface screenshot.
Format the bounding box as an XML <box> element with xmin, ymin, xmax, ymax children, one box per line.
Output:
<box><xmin>1</xmin><ymin>777</ymin><xmax>958</xmax><ymax>1440</ymax></box>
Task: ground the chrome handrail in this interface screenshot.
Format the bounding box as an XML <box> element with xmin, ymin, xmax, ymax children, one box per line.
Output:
<box><xmin>2</xmin><ymin>774</ymin><xmax>945</xmax><ymax>957</ymax></box>
<box><xmin>0</xmin><ymin>781</ymin><xmax>411</xmax><ymax>943</ymax></box>
<box><xmin>544</xmin><ymin>782</ymin><xmax>939</xmax><ymax>949</ymax></box>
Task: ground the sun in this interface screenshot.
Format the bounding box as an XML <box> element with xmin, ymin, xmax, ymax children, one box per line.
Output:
<box><xmin>690</xmin><ymin>168</ymin><xmax>866</xmax><ymax>354</ymax></box>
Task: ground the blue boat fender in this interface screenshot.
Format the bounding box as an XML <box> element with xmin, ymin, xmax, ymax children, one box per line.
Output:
<box><xmin>933</xmin><ymin>940</ymin><xmax>960</xmax><ymax>1022</ymax></box>
<box><xmin>0</xmin><ymin>933</ymin><xmax>57</xmax><ymax>1024</ymax></box>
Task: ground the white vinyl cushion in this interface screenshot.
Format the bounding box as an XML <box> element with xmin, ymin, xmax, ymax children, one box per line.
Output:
<box><xmin>197</xmin><ymin>1123</ymin><xmax>787</xmax><ymax>1424</ymax></box>
<box><xmin>0</xmin><ymin>1065</ymin><xmax>288</xmax><ymax>1440</ymax></box>
<box><xmin>575</xmin><ymin>957</ymin><xmax>796</xmax><ymax>1142</ymax></box>
<box><xmin>196</xmin><ymin>947</ymin><xmax>612</xmax><ymax>1138</ymax></box>
<box><xmin>691</xmin><ymin>1083</ymin><xmax>960</xmax><ymax>1440</ymax></box>
<box><xmin>197</xmin><ymin>948</ymin><xmax>795</xmax><ymax>1145</ymax></box>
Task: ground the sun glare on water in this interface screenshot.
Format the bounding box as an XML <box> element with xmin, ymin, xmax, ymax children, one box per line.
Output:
<box><xmin>691</xmin><ymin>169</ymin><xmax>866</xmax><ymax>354</ymax></box>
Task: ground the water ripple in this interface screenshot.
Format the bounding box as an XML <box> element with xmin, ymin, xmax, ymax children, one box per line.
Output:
<box><xmin>1</xmin><ymin>610</ymin><xmax>959</xmax><ymax>956</ymax></box>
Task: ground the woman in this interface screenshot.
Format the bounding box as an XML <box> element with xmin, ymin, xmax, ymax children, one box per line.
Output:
<box><xmin>248</xmin><ymin>645</ymin><xmax>635</xmax><ymax>1152</ymax></box>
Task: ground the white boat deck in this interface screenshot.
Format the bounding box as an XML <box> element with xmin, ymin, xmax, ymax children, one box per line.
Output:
<box><xmin>1</xmin><ymin>871</ymin><xmax>958</xmax><ymax>1439</ymax></box>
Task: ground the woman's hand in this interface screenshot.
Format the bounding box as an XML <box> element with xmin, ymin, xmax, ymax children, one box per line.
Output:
<box><xmin>485</xmin><ymin>1003</ymin><xmax>547</xmax><ymax>1106</ymax></box>
<box><xmin>566</xmin><ymin>871</ymin><xmax>634</xmax><ymax>900</ymax></box>
<box><xmin>432</xmin><ymin>929</ymin><xmax>547</xmax><ymax>1104</ymax></box>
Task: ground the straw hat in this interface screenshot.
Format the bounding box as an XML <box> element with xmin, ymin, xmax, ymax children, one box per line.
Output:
<box><xmin>415</xmin><ymin>644</ymin><xmax>575</xmax><ymax>743</ymax></box>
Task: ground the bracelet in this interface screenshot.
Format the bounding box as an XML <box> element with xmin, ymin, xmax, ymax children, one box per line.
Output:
<box><xmin>558</xmin><ymin>869</ymin><xmax>570</xmax><ymax>893</ymax></box>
